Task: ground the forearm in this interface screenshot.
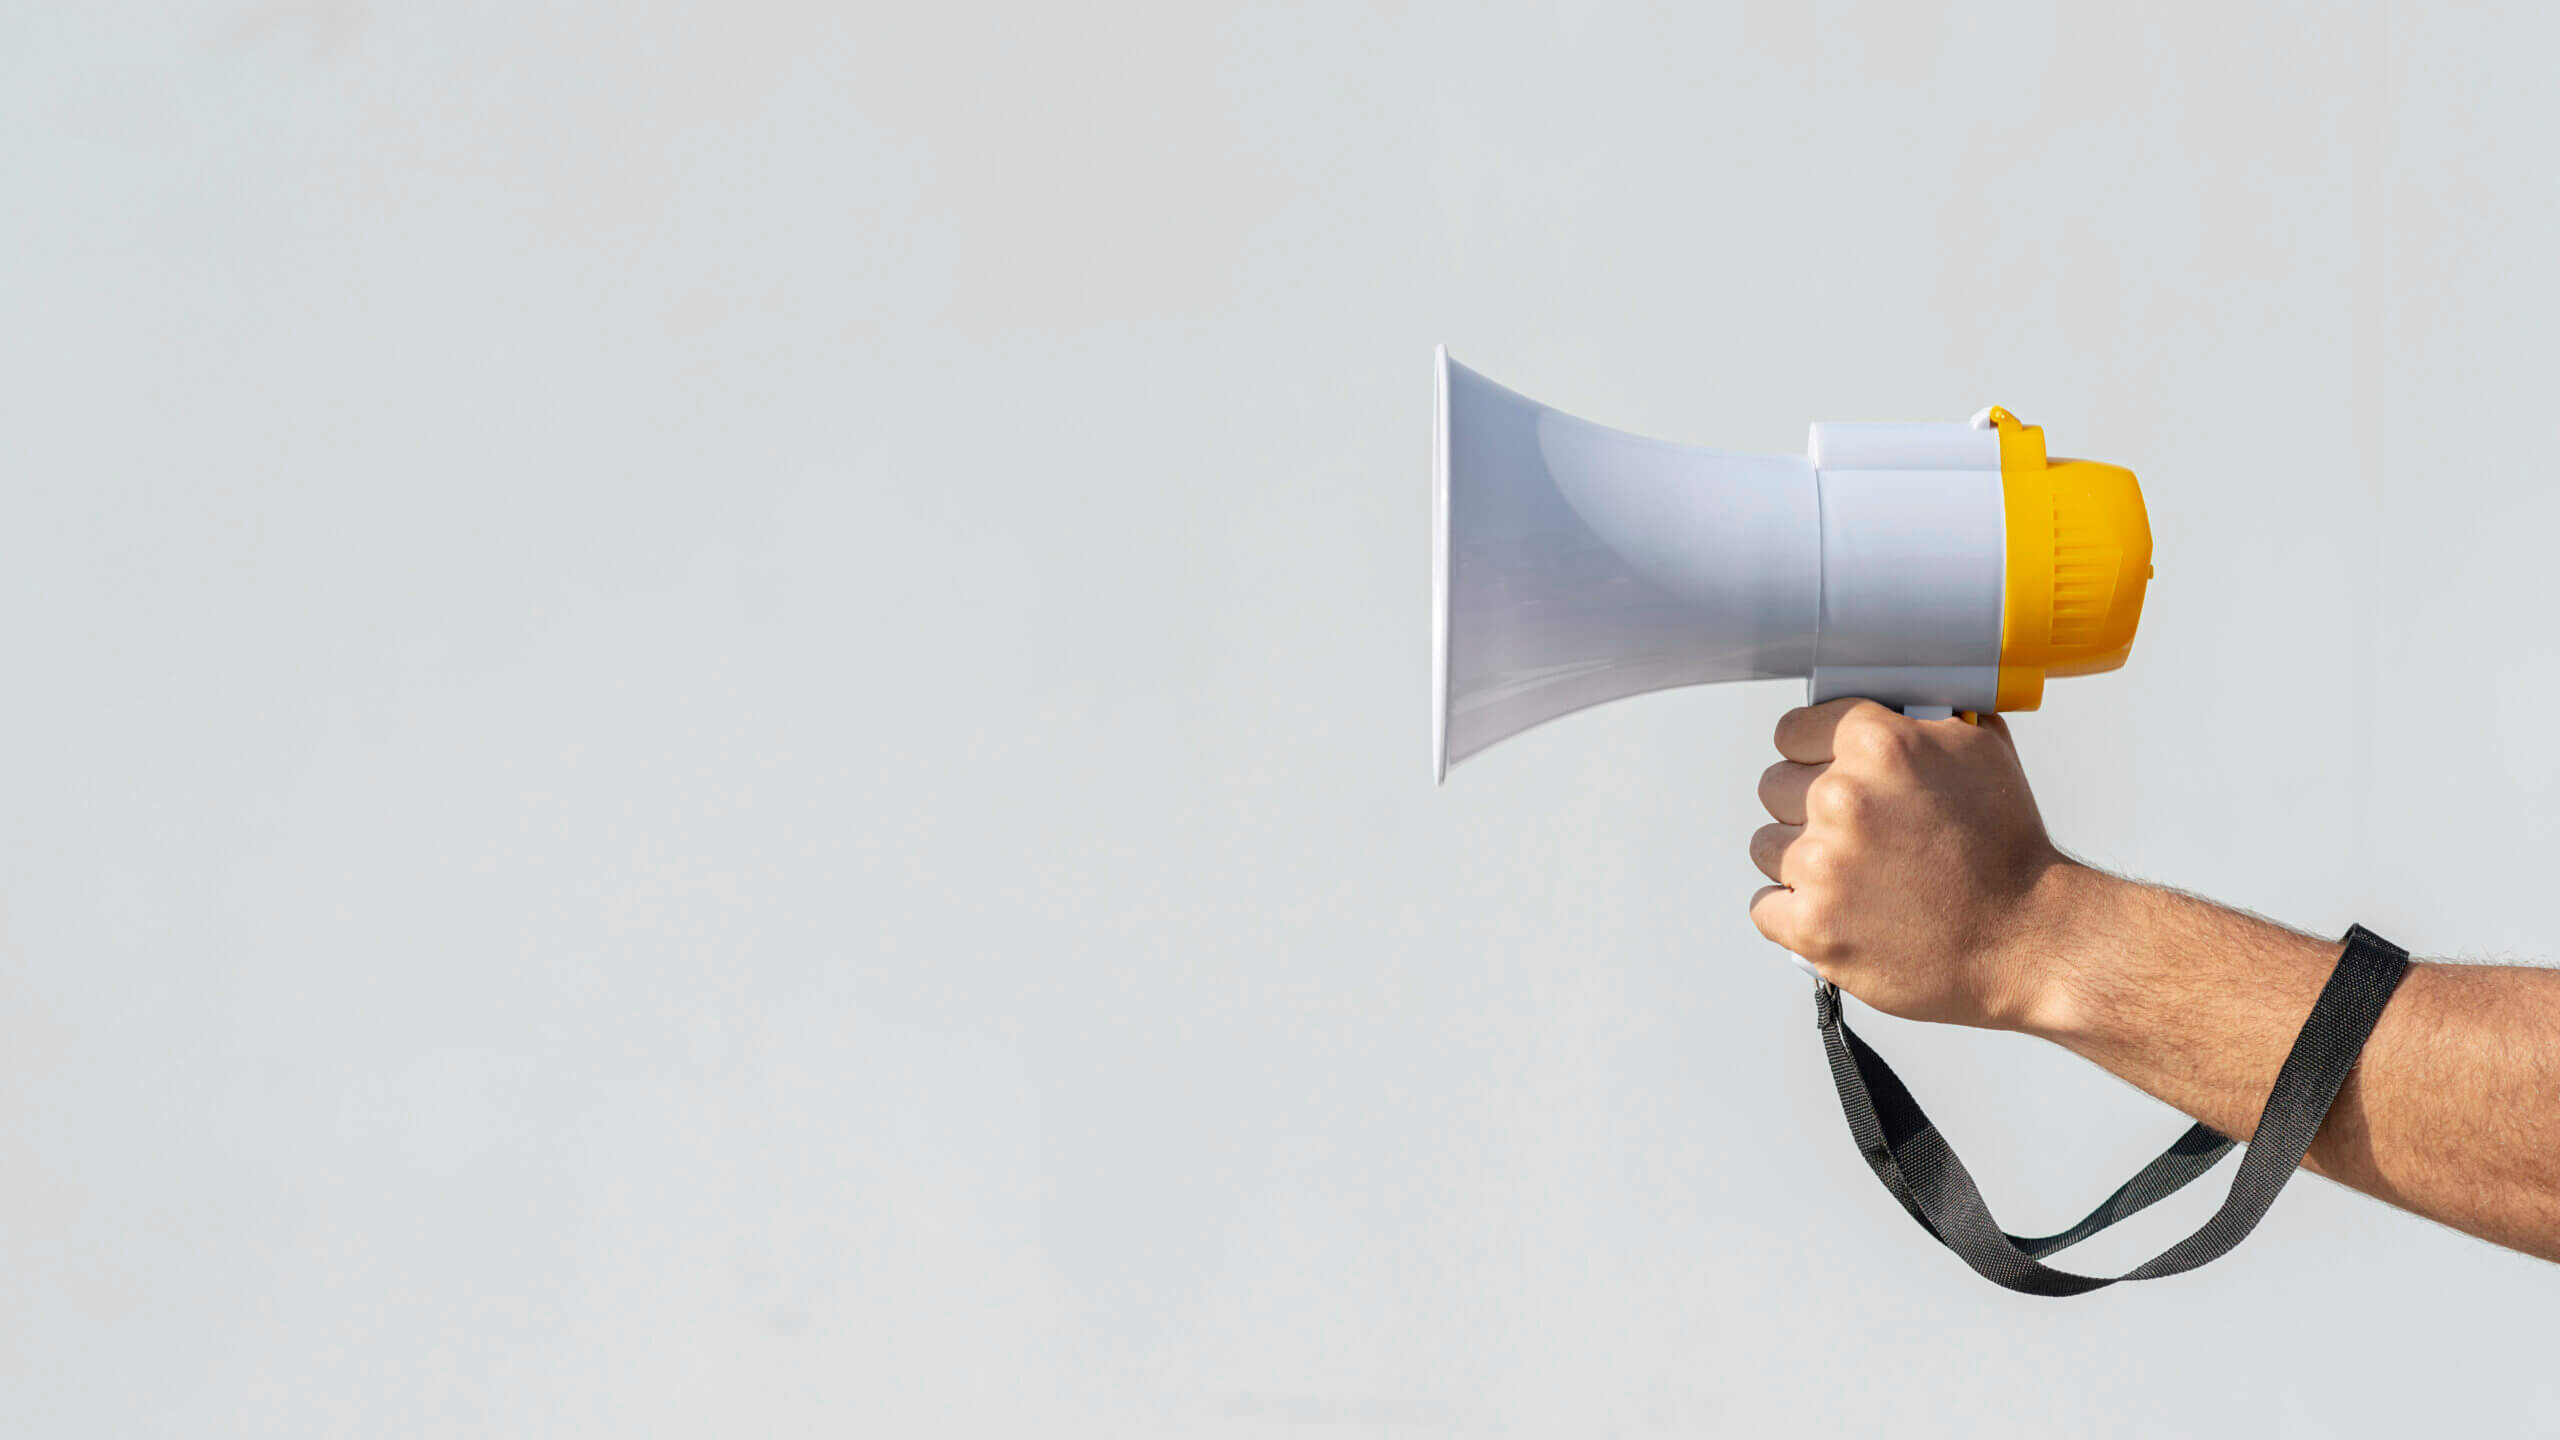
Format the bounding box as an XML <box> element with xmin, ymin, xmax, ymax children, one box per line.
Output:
<box><xmin>2021</xmin><ymin>865</ymin><xmax>2560</xmax><ymax>1261</ymax></box>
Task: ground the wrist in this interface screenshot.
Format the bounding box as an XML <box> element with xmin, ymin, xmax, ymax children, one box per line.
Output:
<box><xmin>1995</xmin><ymin>860</ymin><xmax>2142</xmax><ymax>1041</ymax></box>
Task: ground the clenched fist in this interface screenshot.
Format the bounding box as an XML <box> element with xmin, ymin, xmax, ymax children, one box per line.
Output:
<box><xmin>1749</xmin><ymin>698</ymin><xmax>2094</xmax><ymax>1032</ymax></box>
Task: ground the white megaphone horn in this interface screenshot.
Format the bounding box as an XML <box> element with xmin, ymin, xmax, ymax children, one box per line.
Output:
<box><xmin>1431</xmin><ymin>346</ymin><xmax>2153</xmax><ymax>780</ymax></box>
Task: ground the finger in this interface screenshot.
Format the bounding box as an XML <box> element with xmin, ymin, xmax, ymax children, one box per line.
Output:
<box><xmin>1774</xmin><ymin>698</ymin><xmax>1892</xmax><ymax>765</ymax></box>
<box><xmin>1748</xmin><ymin>884</ymin><xmax>1801</xmax><ymax>952</ymax></box>
<box><xmin>1757</xmin><ymin>760</ymin><xmax>1826</xmax><ymax>825</ymax></box>
<box><xmin>1749</xmin><ymin>822</ymin><xmax>1803</xmax><ymax>883</ymax></box>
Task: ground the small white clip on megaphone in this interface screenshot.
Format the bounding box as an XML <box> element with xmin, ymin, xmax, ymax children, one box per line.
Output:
<box><xmin>1431</xmin><ymin>346</ymin><xmax>2153</xmax><ymax>780</ymax></box>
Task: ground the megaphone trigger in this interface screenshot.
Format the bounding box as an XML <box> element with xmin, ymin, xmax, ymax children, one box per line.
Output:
<box><xmin>1902</xmin><ymin>706</ymin><xmax>1984</xmax><ymax>725</ymax></box>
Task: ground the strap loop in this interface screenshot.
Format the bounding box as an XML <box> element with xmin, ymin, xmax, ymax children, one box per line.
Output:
<box><xmin>1815</xmin><ymin>924</ymin><xmax>2411</xmax><ymax>1296</ymax></box>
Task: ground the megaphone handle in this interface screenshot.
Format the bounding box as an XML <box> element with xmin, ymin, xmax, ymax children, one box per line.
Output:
<box><xmin>1810</xmin><ymin>926</ymin><xmax>2412</xmax><ymax>1295</ymax></box>
<box><xmin>1898</xmin><ymin>706</ymin><xmax>1986</xmax><ymax>725</ymax></box>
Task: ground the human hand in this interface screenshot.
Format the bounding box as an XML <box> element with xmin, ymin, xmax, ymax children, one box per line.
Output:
<box><xmin>1748</xmin><ymin>699</ymin><xmax>2091</xmax><ymax>1031</ymax></box>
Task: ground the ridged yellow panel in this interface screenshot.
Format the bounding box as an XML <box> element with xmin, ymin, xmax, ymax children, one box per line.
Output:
<box><xmin>2050</xmin><ymin>481</ymin><xmax>2119</xmax><ymax>651</ymax></box>
<box><xmin>1988</xmin><ymin>409</ymin><xmax>2152</xmax><ymax>708</ymax></box>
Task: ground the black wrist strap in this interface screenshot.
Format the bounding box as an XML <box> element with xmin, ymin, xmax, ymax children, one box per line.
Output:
<box><xmin>1813</xmin><ymin>924</ymin><xmax>2412</xmax><ymax>1296</ymax></box>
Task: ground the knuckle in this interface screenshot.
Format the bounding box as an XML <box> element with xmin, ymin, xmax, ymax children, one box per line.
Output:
<box><xmin>1790</xmin><ymin>839</ymin><xmax>1840</xmax><ymax>886</ymax></box>
<box><xmin>1808</xmin><ymin>773</ymin><xmax>1874</xmax><ymax>825</ymax></box>
<box><xmin>1793</xmin><ymin>903</ymin><xmax>1850</xmax><ymax>961</ymax></box>
<box><xmin>1839</xmin><ymin>712</ymin><xmax>1915</xmax><ymax>768</ymax></box>
<box><xmin>1833</xmin><ymin>718</ymin><xmax>1881</xmax><ymax>761</ymax></box>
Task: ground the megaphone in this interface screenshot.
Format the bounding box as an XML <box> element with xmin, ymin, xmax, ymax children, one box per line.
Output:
<box><xmin>1431</xmin><ymin>347</ymin><xmax>2252</xmax><ymax>1299</ymax></box>
<box><xmin>1432</xmin><ymin>346</ymin><xmax>2152</xmax><ymax>779</ymax></box>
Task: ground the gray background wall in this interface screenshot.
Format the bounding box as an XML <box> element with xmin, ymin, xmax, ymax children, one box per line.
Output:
<box><xmin>6</xmin><ymin>2</ymin><xmax>2554</xmax><ymax>1434</ymax></box>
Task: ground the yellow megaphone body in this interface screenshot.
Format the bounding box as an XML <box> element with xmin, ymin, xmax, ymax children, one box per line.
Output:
<box><xmin>1432</xmin><ymin>346</ymin><xmax>2152</xmax><ymax>778</ymax></box>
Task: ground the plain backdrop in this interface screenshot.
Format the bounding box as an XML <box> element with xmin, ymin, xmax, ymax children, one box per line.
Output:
<box><xmin>6</xmin><ymin>2</ymin><xmax>2557</xmax><ymax>1435</ymax></box>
